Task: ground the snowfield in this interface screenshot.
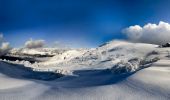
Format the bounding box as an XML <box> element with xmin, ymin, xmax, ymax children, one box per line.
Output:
<box><xmin>0</xmin><ymin>40</ymin><xmax>170</xmax><ymax>100</ymax></box>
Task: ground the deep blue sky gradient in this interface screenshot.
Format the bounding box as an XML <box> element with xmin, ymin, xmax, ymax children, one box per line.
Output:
<box><xmin>0</xmin><ymin>0</ymin><xmax>170</xmax><ymax>47</ymax></box>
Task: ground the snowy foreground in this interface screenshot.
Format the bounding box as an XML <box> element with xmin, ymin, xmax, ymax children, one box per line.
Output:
<box><xmin>0</xmin><ymin>40</ymin><xmax>170</xmax><ymax>100</ymax></box>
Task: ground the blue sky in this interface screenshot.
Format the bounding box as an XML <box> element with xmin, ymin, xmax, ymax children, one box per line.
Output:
<box><xmin>0</xmin><ymin>0</ymin><xmax>170</xmax><ymax>48</ymax></box>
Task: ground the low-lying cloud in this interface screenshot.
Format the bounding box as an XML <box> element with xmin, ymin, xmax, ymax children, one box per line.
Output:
<box><xmin>122</xmin><ymin>21</ymin><xmax>170</xmax><ymax>45</ymax></box>
<box><xmin>0</xmin><ymin>33</ymin><xmax>12</xmax><ymax>56</ymax></box>
<box><xmin>25</xmin><ymin>39</ymin><xmax>45</xmax><ymax>49</ymax></box>
<box><xmin>0</xmin><ymin>42</ymin><xmax>11</xmax><ymax>56</ymax></box>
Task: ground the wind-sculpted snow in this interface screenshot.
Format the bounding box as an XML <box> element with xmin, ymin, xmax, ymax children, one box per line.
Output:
<box><xmin>111</xmin><ymin>58</ymin><xmax>141</xmax><ymax>74</ymax></box>
<box><xmin>111</xmin><ymin>57</ymin><xmax>159</xmax><ymax>74</ymax></box>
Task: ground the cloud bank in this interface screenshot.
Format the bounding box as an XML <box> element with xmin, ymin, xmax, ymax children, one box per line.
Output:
<box><xmin>122</xmin><ymin>21</ymin><xmax>170</xmax><ymax>45</ymax></box>
<box><xmin>0</xmin><ymin>34</ymin><xmax>12</xmax><ymax>56</ymax></box>
<box><xmin>0</xmin><ymin>42</ymin><xmax>11</xmax><ymax>56</ymax></box>
<box><xmin>25</xmin><ymin>39</ymin><xmax>45</xmax><ymax>49</ymax></box>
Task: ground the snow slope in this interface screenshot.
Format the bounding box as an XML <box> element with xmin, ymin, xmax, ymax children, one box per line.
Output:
<box><xmin>0</xmin><ymin>40</ymin><xmax>170</xmax><ymax>100</ymax></box>
<box><xmin>12</xmin><ymin>40</ymin><xmax>157</xmax><ymax>74</ymax></box>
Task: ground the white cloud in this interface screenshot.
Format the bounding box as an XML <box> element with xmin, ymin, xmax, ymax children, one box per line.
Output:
<box><xmin>0</xmin><ymin>33</ymin><xmax>12</xmax><ymax>56</ymax></box>
<box><xmin>25</xmin><ymin>39</ymin><xmax>45</xmax><ymax>49</ymax></box>
<box><xmin>0</xmin><ymin>42</ymin><xmax>11</xmax><ymax>56</ymax></box>
<box><xmin>122</xmin><ymin>21</ymin><xmax>170</xmax><ymax>45</ymax></box>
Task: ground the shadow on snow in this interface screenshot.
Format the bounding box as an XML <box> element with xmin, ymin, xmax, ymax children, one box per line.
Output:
<box><xmin>0</xmin><ymin>61</ymin><xmax>149</xmax><ymax>88</ymax></box>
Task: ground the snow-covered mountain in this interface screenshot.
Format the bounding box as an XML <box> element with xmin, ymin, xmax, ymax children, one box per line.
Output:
<box><xmin>3</xmin><ymin>40</ymin><xmax>159</xmax><ymax>74</ymax></box>
<box><xmin>0</xmin><ymin>40</ymin><xmax>170</xmax><ymax>100</ymax></box>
